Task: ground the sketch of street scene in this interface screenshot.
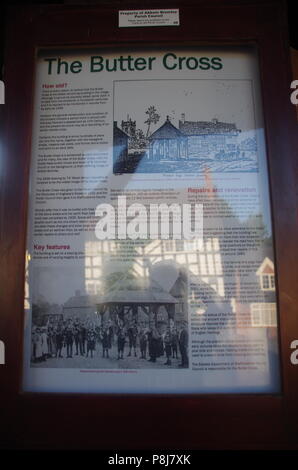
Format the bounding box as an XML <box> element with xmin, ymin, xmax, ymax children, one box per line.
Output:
<box><xmin>113</xmin><ymin>80</ymin><xmax>258</xmax><ymax>174</ymax></box>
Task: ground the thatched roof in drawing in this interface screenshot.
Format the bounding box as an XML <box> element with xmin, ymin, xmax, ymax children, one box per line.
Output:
<box><xmin>149</xmin><ymin>117</ymin><xmax>184</xmax><ymax>140</ymax></box>
<box><xmin>179</xmin><ymin>119</ymin><xmax>239</xmax><ymax>136</ymax></box>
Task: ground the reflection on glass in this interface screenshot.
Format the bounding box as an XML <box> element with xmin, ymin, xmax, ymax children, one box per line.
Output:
<box><xmin>23</xmin><ymin>47</ymin><xmax>280</xmax><ymax>394</ymax></box>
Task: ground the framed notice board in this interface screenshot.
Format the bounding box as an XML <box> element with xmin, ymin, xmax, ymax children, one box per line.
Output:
<box><xmin>0</xmin><ymin>0</ymin><xmax>297</xmax><ymax>449</ymax></box>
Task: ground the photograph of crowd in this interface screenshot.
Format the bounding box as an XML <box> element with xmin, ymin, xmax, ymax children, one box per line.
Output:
<box><xmin>29</xmin><ymin>257</ymin><xmax>190</xmax><ymax>370</ymax></box>
<box><xmin>31</xmin><ymin>316</ymin><xmax>189</xmax><ymax>369</ymax></box>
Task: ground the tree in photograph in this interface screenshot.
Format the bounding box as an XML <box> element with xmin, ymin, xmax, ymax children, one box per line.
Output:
<box><xmin>144</xmin><ymin>105</ymin><xmax>160</xmax><ymax>138</ymax></box>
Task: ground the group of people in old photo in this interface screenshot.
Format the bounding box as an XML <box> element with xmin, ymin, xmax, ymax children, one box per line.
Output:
<box><xmin>31</xmin><ymin>315</ymin><xmax>189</xmax><ymax>368</ymax></box>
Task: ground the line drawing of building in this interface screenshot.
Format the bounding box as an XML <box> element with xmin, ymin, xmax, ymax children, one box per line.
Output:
<box><xmin>149</xmin><ymin>116</ymin><xmax>187</xmax><ymax>160</ymax></box>
<box><xmin>121</xmin><ymin>114</ymin><xmax>136</xmax><ymax>137</ymax></box>
<box><xmin>178</xmin><ymin>114</ymin><xmax>240</xmax><ymax>160</ymax></box>
<box><xmin>113</xmin><ymin>110</ymin><xmax>260</xmax><ymax>174</ymax></box>
<box><xmin>148</xmin><ymin>114</ymin><xmax>240</xmax><ymax>161</ymax></box>
<box><xmin>113</xmin><ymin>121</ymin><xmax>129</xmax><ymax>163</ymax></box>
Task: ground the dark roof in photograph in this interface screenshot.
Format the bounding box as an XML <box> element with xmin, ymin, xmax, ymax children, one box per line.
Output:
<box><xmin>149</xmin><ymin>117</ymin><xmax>185</xmax><ymax>140</ymax></box>
<box><xmin>63</xmin><ymin>294</ymin><xmax>101</xmax><ymax>309</ymax></box>
<box><xmin>179</xmin><ymin>119</ymin><xmax>239</xmax><ymax>135</ymax></box>
<box><xmin>99</xmin><ymin>277</ymin><xmax>178</xmax><ymax>304</ymax></box>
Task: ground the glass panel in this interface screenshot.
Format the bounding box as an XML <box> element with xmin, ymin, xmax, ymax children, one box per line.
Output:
<box><xmin>23</xmin><ymin>46</ymin><xmax>280</xmax><ymax>394</ymax></box>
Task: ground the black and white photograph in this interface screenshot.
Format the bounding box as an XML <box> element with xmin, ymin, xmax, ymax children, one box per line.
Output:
<box><xmin>29</xmin><ymin>257</ymin><xmax>190</xmax><ymax>370</ymax></box>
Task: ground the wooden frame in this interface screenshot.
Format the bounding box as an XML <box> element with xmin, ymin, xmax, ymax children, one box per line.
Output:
<box><xmin>0</xmin><ymin>0</ymin><xmax>298</xmax><ymax>449</ymax></box>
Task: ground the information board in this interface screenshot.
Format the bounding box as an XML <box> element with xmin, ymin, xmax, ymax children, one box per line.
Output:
<box><xmin>23</xmin><ymin>46</ymin><xmax>280</xmax><ymax>394</ymax></box>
